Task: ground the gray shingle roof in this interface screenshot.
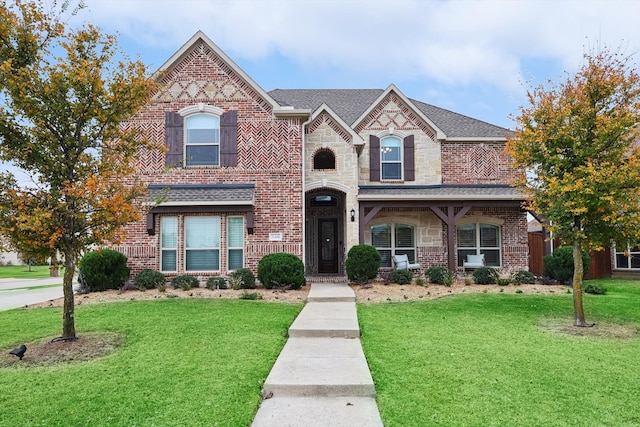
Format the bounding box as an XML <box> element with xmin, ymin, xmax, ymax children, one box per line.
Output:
<box><xmin>267</xmin><ymin>89</ymin><xmax>511</xmax><ymax>139</ymax></box>
<box><xmin>147</xmin><ymin>184</ymin><xmax>255</xmax><ymax>205</ymax></box>
<box><xmin>358</xmin><ymin>185</ymin><xmax>525</xmax><ymax>201</ymax></box>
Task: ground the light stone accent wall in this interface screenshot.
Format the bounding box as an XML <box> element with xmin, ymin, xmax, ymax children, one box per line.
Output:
<box><xmin>363</xmin><ymin>210</ymin><xmax>444</xmax><ymax>247</ymax></box>
<box><xmin>305</xmin><ymin>122</ymin><xmax>359</xmax><ymax>249</ymax></box>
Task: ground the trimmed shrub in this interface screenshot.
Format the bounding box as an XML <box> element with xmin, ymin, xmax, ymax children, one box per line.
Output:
<box><xmin>389</xmin><ymin>269</ymin><xmax>413</xmax><ymax>285</ymax></box>
<box><xmin>206</xmin><ymin>276</ymin><xmax>227</xmax><ymax>290</ymax></box>
<box><xmin>512</xmin><ymin>270</ymin><xmax>535</xmax><ymax>285</ymax></box>
<box><xmin>229</xmin><ymin>268</ymin><xmax>256</xmax><ymax>289</ymax></box>
<box><xmin>257</xmin><ymin>253</ymin><xmax>305</xmax><ymax>290</ymax></box>
<box><xmin>171</xmin><ymin>275</ymin><xmax>199</xmax><ymax>291</ymax></box>
<box><xmin>425</xmin><ymin>265</ymin><xmax>454</xmax><ymax>286</ymax></box>
<box><xmin>472</xmin><ymin>267</ymin><xmax>499</xmax><ymax>285</ymax></box>
<box><xmin>584</xmin><ymin>283</ymin><xmax>607</xmax><ymax>295</ymax></box>
<box><xmin>543</xmin><ymin>246</ymin><xmax>590</xmax><ymax>283</ymax></box>
<box><xmin>345</xmin><ymin>245</ymin><xmax>381</xmax><ymax>284</ymax></box>
<box><xmin>79</xmin><ymin>249</ymin><xmax>130</xmax><ymax>292</ymax></box>
<box><xmin>134</xmin><ymin>269</ymin><xmax>165</xmax><ymax>290</ymax></box>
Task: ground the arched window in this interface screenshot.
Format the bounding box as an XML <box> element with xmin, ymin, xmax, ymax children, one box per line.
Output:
<box><xmin>185</xmin><ymin>113</ymin><xmax>220</xmax><ymax>166</ymax></box>
<box><xmin>457</xmin><ymin>222</ymin><xmax>501</xmax><ymax>267</ymax></box>
<box><xmin>313</xmin><ymin>149</ymin><xmax>336</xmax><ymax>170</ymax></box>
<box><xmin>371</xmin><ymin>223</ymin><xmax>416</xmax><ymax>268</ymax></box>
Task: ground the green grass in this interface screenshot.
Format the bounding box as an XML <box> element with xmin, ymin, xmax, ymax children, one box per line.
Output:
<box><xmin>358</xmin><ymin>279</ymin><xmax>640</xmax><ymax>427</ymax></box>
<box><xmin>0</xmin><ymin>299</ymin><xmax>303</xmax><ymax>426</ymax></box>
<box><xmin>0</xmin><ymin>265</ymin><xmax>53</xmax><ymax>279</ymax></box>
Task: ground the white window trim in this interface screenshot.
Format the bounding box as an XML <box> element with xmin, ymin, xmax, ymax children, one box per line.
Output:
<box><xmin>182</xmin><ymin>104</ymin><xmax>222</xmax><ymax>167</ymax></box>
<box><xmin>380</xmin><ymin>135</ymin><xmax>403</xmax><ymax>181</ymax></box>
<box><xmin>370</xmin><ymin>222</ymin><xmax>417</xmax><ymax>268</ymax></box>
<box><xmin>184</xmin><ymin>216</ymin><xmax>221</xmax><ymax>272</ymax></box>
<box><xmin>160</xmin><ymin>216</ymin><xmax>178</xmax><ymax>272</ymax></box>
<box><xmin>227</xmin><ymin>216</ymin><xmax>244</xmax><ymax>271</ymax></box>
<box><xmin>614</xmin><ymin>242</ymin><xmax>640</xmax><ymax>270</ymax></box>
<box><xmin>456</xmin><ymin>221</ymin><xmax>502</xmax><ymax>267</ymax></box>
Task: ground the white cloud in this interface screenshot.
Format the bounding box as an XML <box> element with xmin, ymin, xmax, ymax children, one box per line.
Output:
<box><xmin>75</xmin><ymin>0</ymin><xmax>640</xmax><ymax>92</ymax></box>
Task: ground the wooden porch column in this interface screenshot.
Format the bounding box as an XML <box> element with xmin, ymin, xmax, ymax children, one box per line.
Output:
<box><xmin>430</xmin><ymin>205</ymin><xmax>470</xmax><ymax>271</ymax></box>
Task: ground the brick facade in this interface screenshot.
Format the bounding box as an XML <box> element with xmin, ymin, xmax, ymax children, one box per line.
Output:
<box><xmin>117</xmin><ymin>32</ymin><xmax>530</xmax><ymax>279</ymax></box>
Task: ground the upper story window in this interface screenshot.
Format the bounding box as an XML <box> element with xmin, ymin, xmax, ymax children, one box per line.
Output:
<box><xmin>369</xmin><ymin>134</ymin><xmax>414</xmax><ymax>182</ymax></box>
<box><xmin>381</xmin><ymin>136</ymin><xmax>402</xmax><ymax>180</ymax></box>
<box><xmin>185</xmin><ymin>114</ymin><xmax>220</xmax><ymax>166</ymax></box>
<box><xmin>165</xmin><ymin>105</ymin><xmax>237</xmax><ymax>168</ymax></box>
<box><xmin>313</xmin><ymin>149</ymin><xmax>336</xmax><ymax>170</ymax></box>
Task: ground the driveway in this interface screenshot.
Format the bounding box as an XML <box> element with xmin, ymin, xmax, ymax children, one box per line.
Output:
<box><xmin>0</xmin><ymin>277</ymin><xmax>67</xmax><ymax>311</ymax></box>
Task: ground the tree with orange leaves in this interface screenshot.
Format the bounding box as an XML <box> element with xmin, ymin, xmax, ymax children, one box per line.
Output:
<box><xmin>0</xmin><ymin>0</ymin><xmax>156</xmax><ymax>339</ymax></box>
<box><xmin>507</xmin><ymin>48</ymin><xmax>640</xmax><ymax>327</ymax></box>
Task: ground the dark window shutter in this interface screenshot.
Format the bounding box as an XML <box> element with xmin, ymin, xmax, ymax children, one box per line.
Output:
<box><xmin>220</xmin><ymin>110</ymin><xmax>238</xmax><ymax>167</ymax></box>
<box><xmin>404</xmin><ymin>135</ymin><xmax>415</xmax><ymax>181</ymax></box>
<box><xmin>165</xmin><ymin>112</ymin><xmax>183</xmax><ymax>167</ymax></box>
<box><xmin>369</xmin><ymin>135</ymin><xmax>380</xmax><ymax>181</ymax></box>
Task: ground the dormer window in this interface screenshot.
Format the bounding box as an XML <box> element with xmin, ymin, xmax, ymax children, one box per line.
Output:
<box><xmin>185</xmin><ymin>114</ymin><xmax>220</xmax><ymax>166</ymax></box>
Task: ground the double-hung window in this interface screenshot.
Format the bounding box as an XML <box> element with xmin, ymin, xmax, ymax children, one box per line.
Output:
<box><xmin>457</xmin><ymin>223</ymin><xmax>501</xmax><ymax>267</ymax></box>
<box><xmin>615</xmin><ymin>242</ymin><xmax>640</xmax><ymax>269</ymax></box>
<box><xmin>381</xmin><ymin>136</ymin><xmax>402</xmax><ymax>180</ymax></box>
<box><xmin>185</xmin><ymin>216</ymin><xmax>220</xmax><ymax>271</ymax></box>
<box><xmin>371</xmin><ymin>223</ymin><xmax>416</xmax><ymax>268</ymax></box>
<box><xmin>160</xmin><ymin>217</ymin><xmax>178</xmax><ymax>272</ymax></box>
<box><xmin>185</xmin><ymin>114</ymin><xmax>220</xmax><ymax>166</ymax></box>
<box><xmin>227</xmin><ymin>216</ymin><xmax>244</xmax><ymax>270</ymax></box>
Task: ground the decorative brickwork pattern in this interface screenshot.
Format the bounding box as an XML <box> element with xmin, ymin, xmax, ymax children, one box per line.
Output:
<box><xmin>307</xmin><ymin>111</ymin><xmax>351</xmax><ymax>144</ymax></box>
<box><xmin>355</xmin><ymin>92</ymin><xmax>436</xmax><ymax>139</ymax></box>
<box><xmin>442</xmin><ymin>142</ymin><xmax>518</xmax><ymax>185</ymax></box>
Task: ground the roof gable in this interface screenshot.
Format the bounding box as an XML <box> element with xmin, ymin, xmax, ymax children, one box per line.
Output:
<box><xmin>154</xmin><ymin>31</ymin><xmax>281</xmax><ymax>113</ymax></box>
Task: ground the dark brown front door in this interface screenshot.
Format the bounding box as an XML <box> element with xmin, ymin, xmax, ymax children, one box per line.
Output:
<box><xmin>318</xmin><ymin>218</ymin><xmax>338</xmax><ymax>273</ymax></box>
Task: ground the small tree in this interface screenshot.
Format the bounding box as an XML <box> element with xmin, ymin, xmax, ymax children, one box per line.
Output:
<box><xmin>507</xmin><ymin>48</ymin><xmax>640</xmax><ymax>326</ymax></box>
<box><xmin>0</xmin><ymin>1</ymin><xmax>156</xmax><ymax>339</ymax></box>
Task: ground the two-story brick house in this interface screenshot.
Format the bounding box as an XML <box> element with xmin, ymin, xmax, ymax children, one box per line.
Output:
<box><xmin>116</xmin><ymin>31</ymin><xmax>528</xmax><ymax>280</ymax></box>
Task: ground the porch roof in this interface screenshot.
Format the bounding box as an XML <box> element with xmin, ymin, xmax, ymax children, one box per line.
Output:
<box><xmin>146</xmin><ymin>184</ymin><xmax>255</xmax><ymax>206</ymax></box>
<box><xmin>357</xmin><ymin>184</ymin><xmax>525</xmax><ymax>201</ymax></box>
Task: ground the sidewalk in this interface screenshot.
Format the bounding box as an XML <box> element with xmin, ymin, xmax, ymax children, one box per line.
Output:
<box><xmin>0</xmin><ymin>277</ymin><xmax>68</xmax><ymax>311</ymax></box>
<box><xmin>252</xmin><ymin>282</ymin><xmax>383</xmax><ymax>427</ymax></box>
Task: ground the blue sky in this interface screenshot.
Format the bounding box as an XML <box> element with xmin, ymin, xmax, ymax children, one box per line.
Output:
<box><xmin>3</xmin><ymin>0</ymin><xmax>640</xmax><ymax>184</ymax></box>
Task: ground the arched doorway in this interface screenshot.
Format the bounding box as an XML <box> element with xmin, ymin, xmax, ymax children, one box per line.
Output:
<box><xmin>305</xmin><ymin>189</ymin><xmax>346</xmax><ymax>275</ymax></box>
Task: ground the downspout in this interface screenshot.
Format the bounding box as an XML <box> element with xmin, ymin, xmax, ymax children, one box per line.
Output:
<box><xmin>301</xmin><ymin>114</ymin><xmax>313</xmax><ymax>272</ymax></box>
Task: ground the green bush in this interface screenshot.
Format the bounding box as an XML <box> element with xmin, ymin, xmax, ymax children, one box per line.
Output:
<box><xmin>389</xmin><ymin>269</ymin><xmax>413</xmax><ymax>285</ymax></box>
<box><xmin>134</xmin><ymin>269</ymin><xmax>165</xmax><ymax>290</ymax></box>
<box><xmin>79</xmin><ymin>249</ymin><xmax>130</xmax><ymax>292</ymax></box>
<box><xmin>171</xmin><ymin>275</ymin><xmax>199</xmax><ymax>291</ymax></box>
<box><xmin>472</xmin><ymin>267</ymin><xmax>499</xmax><ymax>285</ymax></box>
<box><xmin>345</xmin><ymin>245</ymin><xmax>381</xmax><ymax>284</ymax></box>
<box><xmin>206</xmin><ymin>276</ymin><xmax>227</xmax><ymax>290</ymax></box>
<box><xmin>425</xmin><ymin>265</ymin><xmax>454</xmax><ymax>286</ymax></box>
<box><xmin>229</xmin><ymin>268</ymin><xmax>256</xmax><ymax>289</ymax></box>
<box><xmin>239</xmin><ymin>291</ymin><xmax>263</xmax><ymax>300</ymax></box>
<box><xmin>584</xmin><ymin>283</ymin><xmax>607</xmax><ymax>295</ymax></box>
<box><xmin>543</xmin><ymin>246</ymin><xmax>590</xmax><ymax>283</ymax></box>
<box><xmin>512</xmin><ymin>270</ymin><xmax>535</xmax><ymax>285</ymax></box>
<box><xmin>257</xmin><ymin>253</ymin><xmax>305</xmax><ymax>290</ymax></box>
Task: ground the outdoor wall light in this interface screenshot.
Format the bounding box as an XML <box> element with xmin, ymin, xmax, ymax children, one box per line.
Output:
<box><xmin>350</xmin><ymin>208</ymin><xmax>356</xmax><ymax>222</ymax></box>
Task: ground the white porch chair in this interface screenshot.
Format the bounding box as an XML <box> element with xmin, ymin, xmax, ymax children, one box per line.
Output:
<box><xmin>392</xmin><ymin>254</ymin><xmax>421</xmax><ymax>272</ymax></box>
<box><xmin>463</xmin><ymin>254</ymin><xmax>485</xmax><ymax>272</ymax></box>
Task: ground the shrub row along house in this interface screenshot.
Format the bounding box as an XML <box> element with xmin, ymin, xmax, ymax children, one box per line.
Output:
<box><xmin>116</xmin><ymin>31</ymin><xmax>528</xmax><ymax>279</ymax></box>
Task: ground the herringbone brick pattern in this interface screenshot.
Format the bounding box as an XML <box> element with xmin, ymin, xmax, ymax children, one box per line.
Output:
<box><xmin>469</xmin><ymin>144</ymin><xmax>498</xmax><ymax>181</ymax></box>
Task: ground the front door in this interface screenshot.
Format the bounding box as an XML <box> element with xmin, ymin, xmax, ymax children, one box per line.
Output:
<box><xmin>318</xmin><ymin>218</ymin><xmax>338</xmax><ymax>273</ymax></box>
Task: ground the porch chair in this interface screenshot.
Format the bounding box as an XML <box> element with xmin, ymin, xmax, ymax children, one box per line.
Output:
<box><xmin>463</xmin><ymin>254</ymin><xmax>485</xmax><ymax>273</ymax></box>
<box><xmin>392</xmin><ymin>254</ymin><xmax>421</xmax><ymax>272</ymax></box>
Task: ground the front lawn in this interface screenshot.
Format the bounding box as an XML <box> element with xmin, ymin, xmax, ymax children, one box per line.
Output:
<box><xmin>359</xmin><ymin>279</ymin><xmax>640</xmax><ymax>426</ymax></box>
<box><xmin>0</xmin><ymin>299</ymin><xmax>303</xmax><ymax>426</ymax></box>
<box><xmin>0</xmin><ymin>265</ymin><xmax>53</xmax><ymax>279</ymax></box>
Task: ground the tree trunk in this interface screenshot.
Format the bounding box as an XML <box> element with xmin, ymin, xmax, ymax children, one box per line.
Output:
<box><xmin>62</xmin><ymin>247</ymin><xmax>76</xmax><ymax>339</ymax></box>
<box><xmin>572</xmin><ymin>242</ymin><xmax>587</xmax><ymax>327</ymax></box>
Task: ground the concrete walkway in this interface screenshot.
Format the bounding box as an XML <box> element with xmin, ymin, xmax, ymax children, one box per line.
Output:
<box><xmin>252</xmin><ymin>282</ymin><xmax>383</xmax><ymax>427</ymax></box>
<box><xmin>0</xmin><ymin>277</ymin><xmax>66</xmax><ymax>311</ymax></box>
